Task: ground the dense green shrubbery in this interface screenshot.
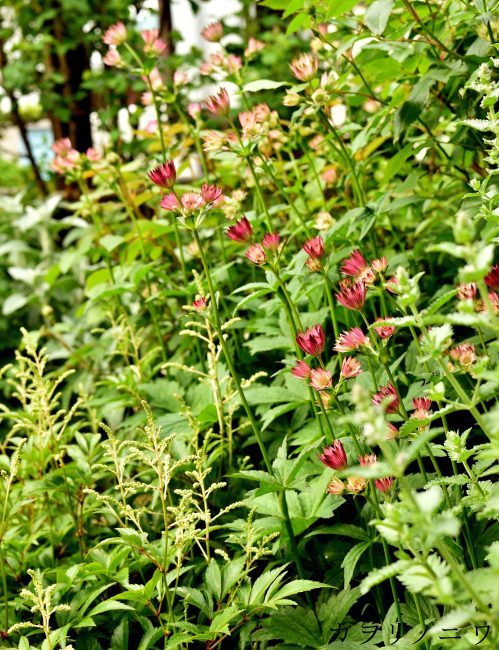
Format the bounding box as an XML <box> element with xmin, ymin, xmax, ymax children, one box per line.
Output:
<box><xmin>1</xmin><ymin>1</ymin><xmax>498</xmax><ymax>648</ymax></box>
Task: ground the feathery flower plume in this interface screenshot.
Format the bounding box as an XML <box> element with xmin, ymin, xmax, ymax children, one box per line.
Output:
<box><xmin>226</xmin><ymin>217</ymin><xmax>253</xmax><ymax>242</ymax></box>
<box><xmin>319</xmin><ymin>441</ymin><xmax>348</xmax><ymax>470</ymax></box>
<box><xmin>336</xmin><ymin>281</ymin><xmax>366</xmax><ymax>310</ymax></box>
<box><xmin>296</xmin><ymin>324</ymin><xmax>325</xmax><ymax>356</ymax></box>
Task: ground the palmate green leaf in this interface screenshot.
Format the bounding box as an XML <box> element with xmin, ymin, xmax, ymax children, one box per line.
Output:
<box><xmin>264</xmin><ymin>578</ymin><xmax>328</xmax><ymax>608</ymax></box>
<box><xmin>263</xmin><ymin>606</ymin><xmax>322</xmax><ymax>647</ymax></box>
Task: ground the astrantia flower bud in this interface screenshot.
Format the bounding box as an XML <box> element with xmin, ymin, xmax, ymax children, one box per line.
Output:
<box><xmin>303</xmin><ymin>235</ymin><xmax>324</xmax><ymax>259</ymax></box>
<box><xmin>374</xmin><ymin>318</ymin><xmax>395</xmax><ymax>339</ymax></box>
<box><xmin>371</xmin><ymin>383</ymin><xmax>399</xmax><ymax>414</ymax></box>
<box><xmin>204</xmin><ymin>88</ymin><xmax>230</xmax><ymax>116</ymax></box>
<box><xmin>375</xmin><ymin>477</ymin><xmax>394</xmax><ymax>493</ymax></box>
<box><xmin>148</xmin><ymin>161</ymin><xmax>176</xmax><ymax>189</ymax></box>
<box><xmin>245</xmin><ymin>244</ymin><xmax>266</xmax><ymax>265</ymax></box>
<box><xmin>262</xmin><ymin>232</ymin><xmax>280</xmax><ymax>251</ymax></box>
<box><xmin>226</xmin><ymin>217</ymin><xmax>253</xmax><ymax>243</ymax></box>
<box><xmin>296</xmin><ymin>324</ymin><xmax>325</xmax><ymax>356</ymax></box>
<box><xmin>319</xmin><ymin>441</ymin><xmax>348</xmax><ymax>470</ymax></box>
<box><xmin>457</xmin><ymin>283</ymin><xmax>477</xmax><ymax>300</ymax></box>
<box><xmin>291</xmin><ymin>360</ymin><xmax>311</xmax><ymax>379</ymax></box>
<box><xmin>181</xmin><ymin>192</ymin><xmax>205</xmax><ymax>211</ymax></box>
<box><xmin>103</xmin><ymin>22</ymin><xmax>127</xmax><ymax>46</ymax></box>
<box><xmin>336</xmin><ymin>281</ymin><xmax>366</xmax><ymax>311</ymax></box>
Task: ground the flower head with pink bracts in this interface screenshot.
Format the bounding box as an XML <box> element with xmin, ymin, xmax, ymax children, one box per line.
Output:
<box><xmin>319</xmin><ymin>441</ymin><xmax>348</xmax><ymax>471</ymax></box>
<box><xmin>192</xmin><ymin>296</ymin><xmax>207</xmax><ymax>311</ymax></box>
<box><xmin>86</xmin><ymin>148</ymin><xmax>100</xmax><ymax>162</ymax></box>
<box><xmin>188</xmin><ymin>103</ymin><xmax>202</xmax><ymax>119</ymax></box>
<box><xmin>485</xmin><ymin>264</ymin><xmax>499</xmax><ymax>291</ymax></box>
<box><xmin>201</xmin><ymin>183</ymin><xmax>224</xmax><ymax>206</ymax></box>
<box><xmin>141</xmin><ymin>29</ymin><xmax>167</xmax><ymax>55</ymax></box>
<box><xmin>310</xmin><ymin>368</ymin><xmax>333</xmax><ymax>391</ymax></box>
<box><xmin>201</xmin><ymin>21</ymin><xmax>224</xmax><ymax>42</ymax></box>
<box><xmin>371</xmin><ymin>257</ymin><xmax>388</xmax><ymax>274</ymax></box>
<box><xmin>334</xmin><ymin>327</ymin><xmax>370</xmax><ymax>353</ymax></box>
<box><xmin>375</xmin><ymin>477</ymin><xmax>394</xmax><ymax>493</ymax></box>
<box><xmin>340</xmin><ymin>357</ymin><xmax>362</xmax><ymax>379</ymax></box>
<box><xmin>374</xmin><ymin>318</ymin><xmax>395</xmax><ymax>339</ymax></box>
<box><xmin>340</xmin><ymin>249</ymin><xmax>375</xmax><ymax>284</ymax></box>
<box><xmin>148</xmin><ymin>161</ymin><xmax>176</xmax><ymax>189</ymax></box>
<box><xmin>103</xmin><ymin>22</ymin><xmax>127</xmax><ymax>46</ymax></box>
<box><xmin>327</xmin><ymin>478</ymin><xmax>345</xmax><ymax>494</ymax></box>
<box><xmin>291</xmin><ymin>360</ymin><xmax>311</xmax><ymax>379</ymax></box>
<box><xmin>290</xmin><ymin>53</ymin><xmax>318</xmax><ymax>81</ymax></box>
<box><xmin>359</xmin><ymin>453</ymin><xmax>377</xmax><ymax>466</ymax></box>
<box><xmin>245</xmin><ymin>244</ymin><xmax>266</xmax><ymax>265</ymax></box>
<box><xmin>103</xmin><ymin>49</ymin><xmax>122</xmax><ymax>67</ymax></box>
<box><xmin>296</xmin><ymin>324</ymin><xmax>326</xmax><ymax>356</ymax></box>
<box><xmin>181</xmin><ymin>192</ymin><xmax>205</xmax><ymax>212</ymax></box>
<box><xmin>50</xmin><ymin>138</ymin><xmax>79</xmax><ymax>174</ymax></box>
<box><xmin>204</xmin><ymin>88</ymin><xmax>230</xmax><ymax>116</ymax></box>
<box><xmin>457</xmin><ymin>283</ymin><xmax>477</xmax><ymax>301</ymax></box>
<box><xmin>160</xmin><ymin>193</ymin><xmax>181</xmax><ymax>211</ymax></box>
<box><xmin>450</xmin><ymin>343</ymin><xmax>476</xmax><ymax>367</ymax></box>
<box><xmin>226</xmin><ymin>217</ymin><xmax>253</xmax><ymax>243</ymax></box>
<box><xmin>262</xmin><ymin>232</ymin><xmax>281</xmax><ymax>252</ymax></box>
<box><xmin>412</xmin><ymin>397</ymin><xmax>432</xmax><ymax>420</ymax></box>
<box><xmin>336</xmin><ymin>281</ymin><xmax>367</xmax><ymax>311</ymax></box>
<box><xmin>303</xmin><ymin>236</ymin><xmax>324</xmax><ymax>259</ymax></box>
<box><xmin>372</xmin><ymin>383</ymin><xmax>399</xmax><ymax>413</ymax></box>
<box><xmin>245</xmin><ymin>37</ymin><xmax>265</xmax><ymax>58</ymax></box>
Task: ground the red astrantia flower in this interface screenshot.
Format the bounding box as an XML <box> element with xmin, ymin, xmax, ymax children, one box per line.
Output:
<box><xmin>204</xmin><ymin>88</ymin><xmax>230</xmax><ymax>116</ymax></box>
<box><xmin>291</xmin><ymin>360</ymin><xmax>311</xmax><ymax>379</ymax></box>
<box><xmin>296</xmin><ymin>324</ymin><xmax>325</xmax><ymax>356</ymax></box>
<box><xmin>334</xmin><ymin>327</ymin><xmax>369</xmax><ymax>353</ymax></box>
<box><xmin>148</xmin><ymin>160</ymin><xmax>176</xmax><ymax>188</ymax></box>
<box><xmin>310</xmin><ymin>368</ymin><xmax>333</xmax><ymax>391</ymax></box>
<box><xmin>192</xmin><ymin>297</ymin><xmax>207</xmax><ymax>311</ymax></box>
<box><xmin>340</xmin><ymin>356</ymin><xmax>362</xmax><ymax>378</ymax></box>
<box><xmin>226</xmin><ymin>217</ymin><xmax>253</xmax><ymax>242</ymax></box>
<box><xmin>245</xmin><ymin>244</ymin><xmax>266</xmax><ymax>265</ymax></box>
<box><xmin>485</xmin><ymin>264</ymin><xmax>499</xmax><ymax>291</ymax></box>
<box><xmin>340</xmin><ymin>249</ymin><xmax>375</xmax><ymax>284</ymax></box>
<box><xmin>372</xmin><ymin>383</ymin><xmax>399</xmax><ymax>413</ymax></box>
<box><xmin>375</xmin><ymin>477</ymin><xmax>394</xmax><ymax>493</ymax></box>
<box><xmin>374</xmin><ymin>318</ymin><xmax>395</xmax><ymax>339</ymax></box>
<box><xmin>303</xmin><ymin>236</ymin><xmax>324</xmax><ymax>259</ymax></box>
<box><xmin>201</xmin><ymin>183</ymin><xmax>224</xmax><ymax>205</ymax></box>
<box><xmin>319</xmin><ymin>441</ymin><xmax>348</xmax><ymax>471</ymax></box>
<box><xmin>262</xmin><ymin>232</ymin><xmax>281</xmax><ymax>251</ymax></box>
<box><xmin>336</xmin><ymin>281</ymin><xmax>366</xmax><ymax>311</ymax></box>
<box><xmin>160</xmin><ymin>193</ymin><xmax>180</xmax><ymax>211</ymax></box>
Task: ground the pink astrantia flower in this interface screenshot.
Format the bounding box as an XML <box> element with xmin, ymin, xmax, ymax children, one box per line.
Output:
<box><xmin>289</xmin><ymin>53</ymin><xmax>318</xmax><ymax>81</ymax></box>
<box><xmin>303</xmin><ymin>235</ymin><xmax>324</xmax><ymax>259</ymax></box>
<box><xmin>201</xmin><ymin>21</ymin><xmax>224</xmax><ymax>42</ymax></box>
<box><xmin>173</xmin><ymin>70</ymin><xmax>189</xmax><ymax>86</ymax></box>
<box><xmin>374</xmin><ymin>318</ymin><xmax>395</xmax><ymax>339</ymax></box>
<box><xmin>457</xmin><ymin>283</ymin><xmax>477</xmax><ymax>300</ymax></box>
<box><xmin>375</xmin><ymin>477</ymin><xmax>394</xmax><ymax>493</ymax></box>
<box><xmin>181</xmin><ymin>192</ymin><xmax>205</xmax><ymax>211</ymax></box>
<box><xmin>245</xmin><ymin>37</ymin><xmax>265</xmax><ymax>57</ymax></box>
<box><xmin>310</xmin><ymin>368</ymin><xmax>333</xmax><ymax>391</ymax></box>
<box><xmin>334</xmin><ymin>327</ymin><xmax>369</xmax><ymax>353</ymax></box>
<box><xmin>485</xmin><ymin>264</ymin><xmax>499</xmax><ymax>291</ymax></box>
<box><xmin>103</xmin><ymin>22</ymin><xmax>127</xmax><ymax>46</ymax></box>
<box><xmin>412</xmin><ymin>397</ymin><xmax>432</xmax><ymax>420</ymax></box>
<box><xmin>201</xmin><ymin>183</ymin><xmax>224</xmax><ymax>205</ymax></box>
<box><xmin>141</xmin><ymin>29</ymin><xmax>167</xmax><ymax>55</ymax></box>
<box><xmin>319</xmin><ymin>441</ymin><xmax>348</xmax><ymax>471</ymax></box>
<box><xmin>296</xmin><ymin>324</ymin><xmax>326</xmax><ymax>356</ymax></box>
<box><xmin>340</xmin><ymin>249</ymin><xmax>375</xmax><ymax>284</ymax></box>
<box><xmin>359</xmin><ymin>453</ymin><xmax>377</xmax><ymax>466</ymax></box>
<box><xmin>340</xmin><ymin>356</ymin><xmax>362</xmax><ymax>378</ymax></box>
<box><xmin>188</xmin><ymin>102</ymin><xmax>202</xmax><ymax>119</ymax></box>
<box><xmin>103</xmin><ymin>49</ymin><xmax>122</xmax><ymax>67</ymax></box>
<box><xmin>291</xmin><ymin>360</ymin><xmax>311</xmax><ymax>379</ymax></box>
<box><xmin>245</xmin><ymin>244</ymin><xmax>266</xmax><ymax>265</ymax></box>
<box><xmin>327</xmin><ymin>478</ymin><xmax>345</xmax><ymax>494</ymax></box>
<box><xmin>192</xmin><ymin>296</ymin><xmax>207</xmax><ymax>311</ymax></box>
<box><xmin>305</xmin><ymin>257</ymin><xmax>322</xmax><ymax>272</ymax></box>
<box><xmin>52</xmin><ymin>138</ymin><xmax>73</xmax><ymax>156</ymax></box>
<box><xmin>226</xmin><ymin>217</ymin><xmax>253</xmax><ymax>243</ymax></box>
<box><xmin>86</xmin><ymin>147</ymin><xmax>100</xmax><ymax>162</ymax></box>
<box><xmin>204</xmin><ymin>88</ymin><xmax>230</xmax><ymax>116</ymax></box>
<box><xmin>160</xmin><ymin>193</ymin><xmax>181</xmax><ymax>211</ymax></box>
<box><xmin>262</xmin><ymin>232</ymin><xmax>280</xmax><ymax>251</ymax></box>
<box><xmin>450</xmin><ymin>343</ymin><xmax>476</xmax><ymax>366</ymax></box>
<box><xmin>488</xmin><ymin>291</ymin><xmax>499</xmax><ymax>312</ymax></box>
<box><xmin>372</xmin><ymin>383</ymin><xmax>399</xmax><ymax>414</ymax></box>
<box><xmin>371</xmin><ymin>257</ymin><xmax>388</xmax><ymax>273</ymax></box>
<box><xmin>148</xmin><ymin>161</ymin><xmax>176</xmax><ymax>189</ymax></box>
<box><xmin>336</xmin><ymin>281</ymin><xmax>367</xmax><ymax>311</ymax></box>
<box><xmin>387</xmin><ymin>423</ymin><xmax>399</xmax><ymax>439</ymax></box>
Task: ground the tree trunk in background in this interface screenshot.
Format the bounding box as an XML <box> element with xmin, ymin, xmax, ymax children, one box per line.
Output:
<box><xmin>158</xmin><ymin>0</ymin><xmax>174</xmax><ymax>57</ymax></box>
